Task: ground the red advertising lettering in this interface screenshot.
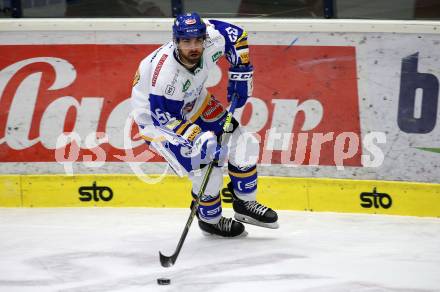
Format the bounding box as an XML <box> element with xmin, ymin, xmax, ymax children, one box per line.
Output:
<box><xmin>0</xmin><ymin>44</ymin><xmax>361</xmax><ymax>166</ymax></box>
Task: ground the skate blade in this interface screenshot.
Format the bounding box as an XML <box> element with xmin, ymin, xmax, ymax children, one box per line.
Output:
<box><xmin>201</xmin><ymin>230</ymin><xmax>248</xmax><ymax>238</ymax></box>
<box><xmin>234</xmin><ymin>214</ymin><xmax>279</xmax><ymax>229</ymax></box>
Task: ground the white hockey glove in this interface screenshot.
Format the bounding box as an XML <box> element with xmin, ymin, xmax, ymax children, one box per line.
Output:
<box><xmin>192</xmin><ymin>131</ymin><xmax>228</xmax><ymax>166</ymax></box>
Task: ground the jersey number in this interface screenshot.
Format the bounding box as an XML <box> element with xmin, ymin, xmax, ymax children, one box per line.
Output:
<box><xmin>225</xmin><ymin>27</ymin><xmax>239</xmax><ymax>42</ymax></box>
<box><xmin>154</xmin><ymin>109</ymin><xmax>172</xmax><ymax>124</ymax></box>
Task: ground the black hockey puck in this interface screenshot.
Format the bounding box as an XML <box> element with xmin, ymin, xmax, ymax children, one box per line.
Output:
<box><xmin>157</xmin><ymin>278</ymin><xmax>171</xmax><ymax>285</ymax></box>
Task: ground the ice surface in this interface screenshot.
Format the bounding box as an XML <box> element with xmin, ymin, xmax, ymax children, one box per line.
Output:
<box><xmin>0</xmin><ymin>208</ymin><xmax>439</xmax><ymax>292</ymax></box>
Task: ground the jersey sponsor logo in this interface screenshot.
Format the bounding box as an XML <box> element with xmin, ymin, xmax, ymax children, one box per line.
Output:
<box><xmin>183</xmin><ymin>79</ymin><xmax>191</xmax><ymax>92</ymax></box>
<box><xmin>211</xmin><ymin>51</ymin><xmax>222</xmax><ymax>63</ymax></box>
<box><xmin>165</xmin><ymin>84</ymin><xmax>175</xmax><ymax>96</ymax></box>
<box><xmin>201</xmin><ymin>97</ymin><xmax>226</xmax><ymax>122</ymax></box>
<box><xmin>152</xmin><ymin>54</ymin><xmax>168</xmax><ymax>87</ymax></box>
<box><xmin>132</xmin><ymin>70</ymin><xmax>140</xmax><ymax>87</ymax></box>
<box><xmin>185</xmin><ymin>125</ymin><xmax>201</xmax><ymax>142</ymax></box>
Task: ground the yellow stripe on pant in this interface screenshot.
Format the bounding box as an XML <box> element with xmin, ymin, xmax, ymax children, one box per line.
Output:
<box><xmin>0</xmin><ymin>174</ymin><xmax>439</xmax><ymax>217</ymax></box>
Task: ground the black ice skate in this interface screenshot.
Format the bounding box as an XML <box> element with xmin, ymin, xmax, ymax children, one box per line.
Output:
<box><xmin>198</xmin><ymin>216</ymin><xmax>247</xmax><ymax>238</ymax></box>
<box><xmin>227</xmin><ymin>182</ymin><xmax>279</xmax><ymax>229</ymax></box>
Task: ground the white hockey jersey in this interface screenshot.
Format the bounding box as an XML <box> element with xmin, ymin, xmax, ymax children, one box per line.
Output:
<box><xmin>130</xmin><ymin>19</ymin><xmax>250</xmax><ymax>144</ymax></box>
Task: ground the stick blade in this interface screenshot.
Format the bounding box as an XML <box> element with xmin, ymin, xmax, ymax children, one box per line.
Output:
<box><xmin>159</xmin><ymin>251</ymin><xmax>175</xmax><ymax>268</ymax></box>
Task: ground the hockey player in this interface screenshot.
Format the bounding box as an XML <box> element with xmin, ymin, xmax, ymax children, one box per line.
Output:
<box><xmin>131</xmin><ymin>12</ymin><xmax>278</xmax><ymax>237</ymax></box>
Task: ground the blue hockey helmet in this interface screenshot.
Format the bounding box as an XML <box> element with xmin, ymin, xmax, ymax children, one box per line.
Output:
<box><xmin>172</xmin><ymin>12</ymin><xmax>206</xmax><ymax>40</ymax></box>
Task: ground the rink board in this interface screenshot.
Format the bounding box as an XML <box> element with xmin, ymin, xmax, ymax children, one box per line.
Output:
<box><xmin>1</xmin><ymin>20</ymin><xmax>440</xmax><ymax>184</ymax></box>
<box><xmin>0</xmin><ymin>174</ymin><xmax>439</xmax><ymax>217</ymax></box>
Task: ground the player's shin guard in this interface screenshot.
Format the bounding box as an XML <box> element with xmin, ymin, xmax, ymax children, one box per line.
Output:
<box><xmin>228</xmin><ymin>163</ymin><xmax>279</xmax><ymax>229</ymax></box>
<box><xmin>228</xmin><ymin>163</ymin><xmax>257</xmax><ymax>200</ymax></box>
<box><xmin>191</xmin><ymin>192</ymin><xmax>246</xmax><ymax>238</ymax></box>
<box><xmin>193</xmin><ymin>192</ymin><xmax>222</xmax><ymax>224</ymax></box>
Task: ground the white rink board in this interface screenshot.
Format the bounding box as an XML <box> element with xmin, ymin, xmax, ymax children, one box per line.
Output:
<box><xmin>0</xmin><ymin>20</ymin><xmax>439</xmax><ymax>183</ymax></box>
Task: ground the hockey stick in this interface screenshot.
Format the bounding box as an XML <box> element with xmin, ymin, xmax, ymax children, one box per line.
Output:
<box><xmin>159</xmin><ymin>94</ymin><xmax>239</xmax><ymax>268</ymax></box>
